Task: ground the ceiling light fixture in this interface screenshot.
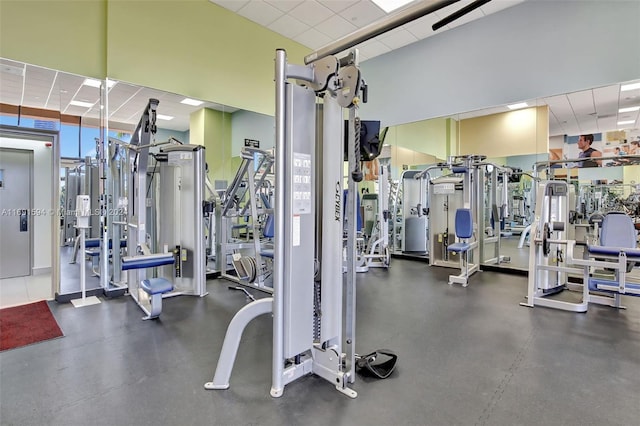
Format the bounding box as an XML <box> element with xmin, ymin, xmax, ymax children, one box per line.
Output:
<box><xmin>69</xmin><ymin>100</ymin><xmax>94</xmax><ymax>108</ymax></box>
<box><xmin>621</xmin><ymin>82</ymin><xmax>640</xmax><ymax>92</ymax></box>
<box><xmin>180</xmin><ymin>98</ymin><xmax>204</xmax><ymax>106</ymax></box>
<box><xmin>371</xmin><ymin>0</ymin><xmax>414</xmax><ymax>13</ymax></box>
<box><xmin>83</xmin><ymin>78</ymin><xmax>101</xmax><ymax>88</ymax></box>
<box><xmin>507</xmin><ymin>102</ymin><xmax>528</xmax><ymax>110</ymax></box>
<box><xmin>157</xmin><ymin>114</ymin><xmax>174</xmax><ymax>121</ymax></box>
<box><xmin>617</xmin><ymin>120</ymin><xmax>635</xmax><ymax>125</ymax></box>
<box><xmin>619</xmin><ymin>106</ymin><xmax>640</xmax><ymax>113</ymax></box>
<box><xmin>83</xmin><ymin>78</ymin><xmax>116</xmax><ymax>88</ymax></box>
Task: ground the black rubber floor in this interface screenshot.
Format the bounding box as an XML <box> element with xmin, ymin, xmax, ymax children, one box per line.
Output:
<box><xmin>1</xmin><ymin>259</ymin><xmax>639</xmax><ymax>425</ymax></box>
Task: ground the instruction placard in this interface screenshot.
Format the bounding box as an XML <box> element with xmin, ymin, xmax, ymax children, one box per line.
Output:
<box><xmin>293</xmin><ymin>152</ymin><xmax>311</xmax><ymax>214</ymax></box>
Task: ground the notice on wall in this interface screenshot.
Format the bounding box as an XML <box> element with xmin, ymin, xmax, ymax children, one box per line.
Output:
<box><xmin>293</xmin><ymin>152</ymin><xmax>311</xmax><ymax>215</ymax></box>
<box><xmin>292</xmin><ymin>215</ymin><xmax>300</xmax><ymax>247</ymax></box>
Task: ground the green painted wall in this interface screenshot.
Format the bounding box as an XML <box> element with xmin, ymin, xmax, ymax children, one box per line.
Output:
<box><xmin>1</xmin><ymin>0</ymin><xmax>309</xmax><ymax>116</ymax></box>
<box><xmin>106</xmin><ymin>1</ymin><xmax>309</xmax><ymax>115</ymax></box>
<box><xmin>394</xmin><ymin>118</ymin><xmax>449</xmax><ymax>160</ymax></box>
<box><xmin>0</xmin><ymin>0</ymin><xmax>107</xmax><ymax>78</ymax></box>
<box><xmin>190</xmin><ymin>108</ymin><xmax>233</xmax><ymax>183</ymax></box>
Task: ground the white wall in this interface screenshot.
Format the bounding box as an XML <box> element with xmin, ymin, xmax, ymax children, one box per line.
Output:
<box><xmin>0</xmin><ymin>136</ymin><xmax>53</xmax><ymax>272</ymax></box>
<box><xmin>360</xmin><ymin>0</ymin><xmax>640</xmax><ymax>127</ymax></box>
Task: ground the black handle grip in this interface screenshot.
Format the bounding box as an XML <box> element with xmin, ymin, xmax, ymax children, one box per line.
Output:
<box><xmin>19</xmin><ymin>209</ymin><xmax>28</xmax><ymax>232</ymax></box>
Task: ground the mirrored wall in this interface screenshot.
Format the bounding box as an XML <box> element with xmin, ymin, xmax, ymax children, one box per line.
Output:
<box><xmin>1</xmin><ymin>56</ymin><xmax>638</xmax><ymax>298</ymax></box>
<box><xmin>0</xmin><ymin>58</ymin><xmax>276</xmax><ymax>303</ymax></box>
<box><xmin>381</xmin><ymin>81</ymin><xmax>640</xmax><ymax>273</ymax></box>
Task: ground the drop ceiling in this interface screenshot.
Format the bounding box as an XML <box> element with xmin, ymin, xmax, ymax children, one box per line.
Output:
<box><xmin>0</xmin><ymin>0</ymin><xmax>639</xmax><ymax>135</ymax></box>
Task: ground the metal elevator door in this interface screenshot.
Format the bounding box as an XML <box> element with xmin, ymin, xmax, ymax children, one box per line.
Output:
<box><xmin>0</xmin><ymin>148</ymin><xmax>32</xmax><ymax>279</ymax></box>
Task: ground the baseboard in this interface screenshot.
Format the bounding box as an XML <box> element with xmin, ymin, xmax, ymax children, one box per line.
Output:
<box><xmin>32</xmin><ymin>267</ymin><xmax>52</xmax><ymax>276</ymax></box>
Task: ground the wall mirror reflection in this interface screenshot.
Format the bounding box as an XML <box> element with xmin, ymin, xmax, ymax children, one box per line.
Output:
<box><xmin>0</xmin><ymin>58</ymin><xmax>278</xmax><ymax>309</ymax></box>
<box><xmin>380</xmin><ymin>79</ymin><xmax>640</xmax><ymax>275</ymax></box>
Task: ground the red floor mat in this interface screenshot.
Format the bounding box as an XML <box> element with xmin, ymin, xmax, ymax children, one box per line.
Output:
<box><xmin>0</xmin><ymin>300</ymin><xmax>63</xmax><ymax>351</ymax></box>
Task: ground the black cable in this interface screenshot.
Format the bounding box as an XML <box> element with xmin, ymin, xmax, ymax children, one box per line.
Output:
<box><xmin>146</xmin><ymin>154</ymin><xmax>158</xmax><ymax>198</ymax></box>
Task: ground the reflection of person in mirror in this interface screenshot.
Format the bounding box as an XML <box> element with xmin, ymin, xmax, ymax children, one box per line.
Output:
<box><xmin>615</xmin><ymin>147</ymin><xmax>627</xmax><ymax>156</ymax></box>
<box><xmin>577</xmin><ymin>134</ymin><xmax>602</xmax><ymax>167</ymax></box>
<box><xmin>629</xmin><ymin>141</ymin><xmax>640</xmax><ymax>155</ymax></box>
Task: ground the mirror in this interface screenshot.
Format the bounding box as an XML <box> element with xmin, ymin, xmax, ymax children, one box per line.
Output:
<box><xmin>0</xmin><ymin>57</ymin><xmax>277</xmax><ymax>307</ymax></box>
<box><xmin>382</xmin><ymin>78</ymin><xmax>640</xmax><ymax>274</ymax></box>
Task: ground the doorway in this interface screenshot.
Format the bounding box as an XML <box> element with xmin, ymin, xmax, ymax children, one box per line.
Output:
<box><xmin>0</xmin><ymin>126</ymin><xmax>59</xmax><ymax>308</ymax></box>
<box><xmin>0</xmin><ymin>148</ymin><xmax>32</xmax><ymax>279</ymax></box>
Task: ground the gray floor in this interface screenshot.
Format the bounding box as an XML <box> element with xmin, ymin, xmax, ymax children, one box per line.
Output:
<box><xmin>1</xmin><ymin>259</ymin><xmax>639</xmax><ymax>426</ymax></box>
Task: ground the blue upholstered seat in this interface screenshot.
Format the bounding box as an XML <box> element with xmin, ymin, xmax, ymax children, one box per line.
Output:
<box><xmin>140</xmin><ymin>277</ymin><xmax>174</xmax><ymax>295</ymax></box>
<box><xmin>448</xmin><ymin>208</ymin><xmax>473</xmax><ymax>253</ymax></box>
<box><xmin>587</xmin><ymin>212</ymin><xmax>640</xmax><ymax>257</ymax></box>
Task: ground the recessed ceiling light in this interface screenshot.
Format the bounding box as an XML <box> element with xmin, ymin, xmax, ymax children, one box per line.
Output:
<box><xmin>69</xmin><ymin>100</ymin><xmax>94</xmax><ymax>108</ymax></box>
<box><xmin>157</xmin><ymin>114</ymin><xmax>174</xmax><ymax>121</ymax></box>
<box><xmin>180</xmin><ymin>98</ymin><xmax>203</xmax><ymax>106</ymax></box>
<box><xmin>371</xmin><ymin>0</ymin><xmax>415</xmax><ymax>13</ymax></box>
<box><xmin>621</xmin><ymin>82</ymin><xmax>640</xmax><ymax>92</ymax></box>
<box><xmin>617</xmin><ymin>120</ymin><xmax>635</xmax><ymax>125</ymax></box>
<box><xmin>619</xmin><ymin>106</ymin><xmax>640</xmax><ymax>113</ymax></box>
<box><xmin>83</xmin><ymin>78</ymin><xmax>116</xmax><ymax>88</ymax></box>
<box><xmin>83</xmin><ymin>78</ymin><xmax>101</xmax><ymax>88</ymax></box>
<box><xmin>507</xmin><ymin>102</ymin><xmax>528</xmax><ymax>110</ymax></box>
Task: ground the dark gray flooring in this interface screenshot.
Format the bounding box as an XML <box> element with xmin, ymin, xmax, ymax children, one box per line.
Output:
<box><xmin>1</xmin><ymin>259</ymin><xmax>639</xmax><ymax>426</ymax></box>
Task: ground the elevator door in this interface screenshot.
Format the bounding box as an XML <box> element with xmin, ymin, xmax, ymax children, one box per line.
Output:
<box><xmin>0</xmin><ymin>148</ymin><xmax>32</xmax><ymax>278</ymax></box>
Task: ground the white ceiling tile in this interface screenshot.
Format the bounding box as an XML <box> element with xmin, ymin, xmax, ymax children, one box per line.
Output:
<box><xmin>237</xmin><ymin>0</ymin><xmax>284</xmax><ymax>26</ymax></box>
<box><xmin>209</xmin><ymin>0</ymin><xmax>251</xmax><ymax>13</ymax></box>
<box><xmin>315</xmin><ymin>14</ymin><xmax>358</xmax><ymax>39</ymax></box>
<box><xmin>446</xmin><ymin>8</ymin><xmax>485</xmax><ymax>29</ymax></box>
<box><xmin>567</xmin><ymin>90</ymin><xmax>595</xmax><ymax>117</ymax></box>
<box><xmin>435</xmin><ymin>0</ymin><xmax>474</xmax><ymax>19</ymax></box>
<box><xmin>378</xmin><ymin>28</ymin><xmax>418</xmax><ymax>50</ymax></box>
<box><xmin>357</xmin><ymin>39</ymin><xmax>391</xmax><ymax>58</ymax></box>
<box><xmin>268</xmin><ymin>14</ymin><xmax>310</xmax><ymax>38</ymax></box>
<box><xmin>592</xmin><ymin>84</ymin><xmax>620</xmax><ymax>118</ymax></box>
<box><xmin>288</xmin><ymin>0</ymin><xmax>334</xmax><ymax>27</ymax></box>
<box><xmin>341</xmin><ymin>0</ymin><xmax>386</xmax><ymax>28</ymax></box>
<box><xmin>296</xmin><ymin>27</ymin><xmax>333</xmax><ymax>49</ymax></box>
<box><xmin>480</xmin><ymin>0</ymin><xmax>525</xmax><ymax>16</ymax></box>
<box><xmin>318</xmin><ymin>0</ymin><xmax>359</xmax><ymax>14</ymax></box>
<box><xmin>265</xmin><ymin>0</ymin><xmax>305</xmax><ymax>13</ymax></box>
<box><xmin>404</xmin><ymin>13</ymin><xmax>440</xmax><ymax>39</ymax></box>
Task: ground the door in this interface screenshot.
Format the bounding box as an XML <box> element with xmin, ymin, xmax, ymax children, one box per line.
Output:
<box><xmin>0</xmin><ymin>148</ymin><xmax>32</xmax><ymax>278</ymax></box>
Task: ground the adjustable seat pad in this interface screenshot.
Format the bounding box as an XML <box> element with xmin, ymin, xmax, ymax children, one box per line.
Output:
<box><xmin>140</xmin><ymin>277</ymin><xmax>174</xmax><ymax>295</ymax></box>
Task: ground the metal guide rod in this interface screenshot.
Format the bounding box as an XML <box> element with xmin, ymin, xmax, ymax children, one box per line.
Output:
<box><xmin>304</xmin><ymin>0</ymin><xmax>460</xmax><ymax>64</ymax></box>
<box><xmin>345</xmin><ymin>107</ymin><xmax>357</xmax><ymax>383</ymax></box>
<box><xmin>535</xmin><ymin>154</ymin><xmax>640</xmax><ymax>170</ymax></box>
<box><xmin>272</xmin><ymin>49</ymin><xmax>287</xmax><ymax>397</ymax></box>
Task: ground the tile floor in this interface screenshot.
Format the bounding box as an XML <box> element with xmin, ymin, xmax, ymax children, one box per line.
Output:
<box><xmin>0</xmin><ymin>273</ymin><xmax>53</xmax><ymax>309</ymax></box>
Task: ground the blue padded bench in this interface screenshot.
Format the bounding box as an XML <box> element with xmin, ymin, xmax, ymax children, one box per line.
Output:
<box><xmin>121</xmin><ymin>253</ymin><xmax>175</xmax><ymax>270</ymax></box>
<box><xmin>140</xmin><ymin>277</ymin><xmax>174</xmax><ymax>320</ymax></box>
<box><xmin>84</xmin><ymin>238</ymin><xmax>127</xmax><ymax>249</ymax></box>
<box><xmin>589</xmin><ymin>278</ymin><xmax>640</xmax><ymax>294</ymax></box>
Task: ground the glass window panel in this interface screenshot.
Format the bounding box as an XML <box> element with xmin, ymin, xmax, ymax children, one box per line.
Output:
<box><xmin>60</xmin><ymin>123</ymin><xmax>80</xmax><ymax>158</ymax></box>
<box><xmin>80</xmin><ymin>126</ymin><xmax>100</xmax><ymax>158</ymax></box>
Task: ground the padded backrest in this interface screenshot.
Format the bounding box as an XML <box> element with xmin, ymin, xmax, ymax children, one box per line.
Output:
<box><xmin>600</xmin><ymin>212</ymin><xmax>636</xmax><ymax>248</ymax></box>
<box><xmin>263</xmin><ymin>214</ymin><xmax>274</xmax><ymax>238</ymax></box>
<box><xmin>455</xmin><ymin>208</ymin><xmax>473</xmax><ymax>239</ymax></box>
<box><xmin>260</xmin><ymin>193</ymin><xmax>274</xmax><ymax>238</ymax></box>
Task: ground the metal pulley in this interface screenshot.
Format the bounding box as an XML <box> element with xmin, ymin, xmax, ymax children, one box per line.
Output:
<box><xmin>335</xmin><ymin>65</ymin><xmax>361</xmax><ymax>108</ymax></box>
